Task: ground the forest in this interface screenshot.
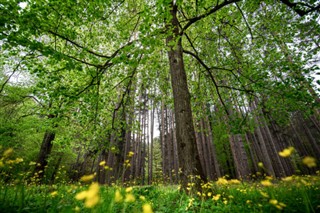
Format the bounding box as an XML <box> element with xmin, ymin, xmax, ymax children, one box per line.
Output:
<box><xmin>0</xmin><ymin>0</ymin><xmax>320</xmax><ymax>212</ymax></box>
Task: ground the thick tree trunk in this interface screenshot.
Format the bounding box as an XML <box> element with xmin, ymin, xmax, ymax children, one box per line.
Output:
<box><xmin>166</xmin><ymin>2</ymin><xmax>206</xmax><ymax>190</ymax></box>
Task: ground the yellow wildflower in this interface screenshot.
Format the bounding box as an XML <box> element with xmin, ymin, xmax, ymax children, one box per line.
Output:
<box><xmin>279</xmin><ymin>147</ymin><xmax>294</xmax><ymax>157</ymax></box>
<box><xmin>125</xmin><ymin>187</ymin><xmax>133</xmax><ymax>193</ymax></box>
<box><xmin>229</xmin><ymin>179</ymin><xmax>241</xmax><ymax>184</ymax></box>
<box><xmin>223</xmin><ymin>200</ymin><xmax>228</xmax><ymax>205</ymax></box>
<box><xmin>260</xmin><ymin>191</ymin><xmax>269</xmax><ymax>198</ymax></box>
<box><xmin>207</xmin><ymin>192</ymin><xmax>212</xmax><ymax>197</ymax></box>
<box><xmin>139</xmin><ymin>196</ymin><xmax>146</xmax><ymax>201</ymax></box>
<box><xmin>258</xmin><ymin>162</ymin><xmax>264</xmax><ymax>168</ymax></box>
<box><xmin>212</xmin><ymin>194</ymin><xmax>221</xmax><ymax>201</ymax></box>
<box><xmin>15</xmin><ymin>158</ymin><xmax>24</xmax><ymax>163</ymax></box>
<box><xmin>99</xmin><ymin>161</ymin><xmax>106</xmax><ymax>166</ymax></box>
<box><xmin>124</xmin><ymin>193</ymin><xmax>135</xmax><ymax>202</ymax></box>
<box><xmin>142</xmin><ymin>203</ymin><xmax>153</xmax><ymax>213</ymax></box>
<box><xmin>269</xmin><ymin>199</ymin><xmax>278</xmax><ymax>205</ymax></box>
<box><xmin>50</xmin><ymin>191</ymin><xmax>58</xmax><ymax>197</ymax></box>
<box><xmin>75</xmin><ymin>182</ymin><xmax>100</xmax><ymax>208</ymax></box>
<box><xmin>282</xmin><ymin>176</ymin><xmax>293</xmax><ymax>181</ymax></box>
<box><xmin>114</xmin><ymin>190</ymin><xmax>123</xmax><ymax>202</ymax></box>
<box><xmin>261</xmin><ymin>180</ymin><xmax>272</xmax><ymax>186</ymax></box>
<box><xmin>3</xmin><ymin>148</ymin><xmax>13</xmax><ymax>158</ymax></box>
<box><xmin>216</xmin><ymin>177</ymin><xmax>228</xmax><ymax>185</ymax></box>
<box><xmin>127</xmin><ymin>151</ymin><xmax>134</xmax><ymax>157</ymax></box>
<box><xmin>80</xmin><ymin>174</ymin><xmax>95</xmax><ymax>182</ymax></box>
<box><xmin>302</xmin><ymin>156</ymin><xmax>317</xmax><ymax>168</ymax></box>
<box><xmin>29</xmin><ymin>161</ymin><xmax>36</xmax><ymax>166</ymax></box>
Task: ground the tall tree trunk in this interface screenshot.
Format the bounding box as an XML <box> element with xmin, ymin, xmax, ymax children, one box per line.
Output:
<box><xmin>166</xmin><ymin>2</ymin><xmax>206</xmax><ymax>190</ymax></box>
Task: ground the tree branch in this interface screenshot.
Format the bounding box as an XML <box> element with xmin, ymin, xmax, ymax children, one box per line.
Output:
<box><xmin>280</xmin><ymin>0</ymin><xmax>320</xmax><ymax>16</ymax></box>
<box><xmin>48</xmin><ymin>30</ymin><xmax>111</xmax><ymax>58</ymax></box>
<box><xmin>182</xmin><ymin>0</ymin><xmax>241</xmax><ymax>33</ymax></box>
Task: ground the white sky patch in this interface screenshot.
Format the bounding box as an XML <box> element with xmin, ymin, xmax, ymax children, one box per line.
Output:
<box><xmin>18</xmin><ymin>2</ymin><xmax>28</xmax><ymax>9</ymax></box>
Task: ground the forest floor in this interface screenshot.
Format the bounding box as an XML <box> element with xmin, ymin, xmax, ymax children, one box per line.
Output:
<box><xmin>0</xmin><ymin>174</ymin><xmax>319</xmax><ymax>212</ymax></box>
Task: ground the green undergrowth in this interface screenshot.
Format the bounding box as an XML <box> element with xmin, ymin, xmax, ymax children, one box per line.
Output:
<box><xmin>0</xmin><ymin>175</ymin><xmax>320</xmax><ymax>213</ymax></box>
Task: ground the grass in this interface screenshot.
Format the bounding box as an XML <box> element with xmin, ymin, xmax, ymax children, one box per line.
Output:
<box><xmin>0</xmin><ymin>175</ymin><xmax>319</xmax><ymax>212</ymax></box>
<box><xmin>1</xmin><ymin>148</ymin><xmax>319</xmax><ymax>212</ymax></box>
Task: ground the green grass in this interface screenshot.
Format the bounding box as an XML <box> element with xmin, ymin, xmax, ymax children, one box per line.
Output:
<box><xmin>0</xmin><ymin>175</ymin><xmax>319</xmax><ymax>213</ymax></box>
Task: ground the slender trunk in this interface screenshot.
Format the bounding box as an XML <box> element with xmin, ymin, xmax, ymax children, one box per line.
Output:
<box><xmin>33</xmin><ymin>129</ymin><xmax>56</xmax><ymax>183</ymax></box>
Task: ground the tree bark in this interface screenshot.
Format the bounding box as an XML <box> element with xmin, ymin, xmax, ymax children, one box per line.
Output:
<box><xmin>166</xmin><ymin>2</ymin><xmax>206</xmax><ymax>190</ymax></box>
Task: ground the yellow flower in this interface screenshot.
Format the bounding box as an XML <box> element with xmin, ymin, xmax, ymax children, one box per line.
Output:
<box><xmin>114</xmin><ymin>190</ymin><xmax>123</xmax><ymax>202</ymax></box>
<box><xmin>261</xmin><ymin>180</ymin><xmax>272</xmax><ymax>186</ymax></box>
<box><xmin>223</xmin><ymin>200</ymin><xmax>228</xmax><ymax>205</ymax></box>
<box><xmin>269</xmin><ymin>199</ymin><xmax>278</xmax><ymax>205</ymax></box>
<box><xmin>3</xmin><ymin>148</ymin><xmax>13</xmax><ymax>158</ymax></box>
<box><xmin>124</xmin><ymin>193</ymin><xmax>135</xmax><ymax>202</ymax></box>
<box><xmin>75</xmin><ymin>182</ymin><xmax>100</xmax><ymax>208</ymax></box>
<box><xmin>212</xmin><ymin>194</ymin><xmax>221</xmax><ymax>201</ymax></box>
<box><xmin>302</xmin><ymin>156</ymin><xmax>317</xmax><ymax>168</ymax></box>
<box><xmin>125</xmin><ymin>187</ymin><xmax>133</xmax><ymax>193</ymax></box>
<box><xmin>50</xmin><ymin>191</ymin><xmax>58</xmax><ymax>197</ymax></box>
<box><xmin>246</xmin><ymin>200</ymin><xmax>251</xmax><ymax>204</ymax></box>
<box><xmin>127</xmin><ymin>151</ymin><xmax>134</xmax><ymax>157</ymax></box>
<box><xmin>260</xmin><ymin>191</ymin><xmax>269</xmax><ymax>198</ymax></box>
<box><xmin>216</xmin><ymin>178</ymin><xmax>228</xmax><ymax>185</ymax></box>
<box><xmin>229</xmin><ymin>179</ymin><xmax>241</xmax><ymax>184</ymax></box>
<box><xmin>207</xmin><ymin>192</ymin><xmax>212</xmax><ymax>197</ymax></box>
<box><xmin>142</xmin><ymin>203</ymin><xmax>153</xmax><ymax>213</ymax></box>
<box><xmin>29</xmin><ymin>161</ymin><xmax>36</xmax><ymax>166</ymax></box>
<box><xmin>279</xmin><ymin>147</ymin><xmax>294</xmax><ymax>157</ymax></box>
<box><xmin>80</xmin><ymin>174</ymin><xmax>95</xmax><ymax>182</ymax></box>
<box><xmin>139</xmin><ymin>196</ymin><xmax>146</xmax><ymax>201</ymax></box>
<box><xmin>258</xmin><ymin>162</ymin><xmax>264</xmax><ymax>168</ymax></box>
<box><xmin>99</xmin><ymin>161</ymin><xmax>106</xmax><ymax>166</ymax></box>
<box><xmin>15</xmin><ymin>158</ymin><xmax>24</xmax><ymax>163</ymax></box>
<box><xmin>282</xmin><ymin>176</ymin><xmax>293</xmax><ymax>181</ymax></box>
<box><xmin>110</xmin><ymin>146</ymin><xmax>117</xmax><ymax>152</ymax></box>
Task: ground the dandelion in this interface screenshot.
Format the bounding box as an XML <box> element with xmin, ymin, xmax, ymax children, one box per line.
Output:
<box><xmin>260</xmin><ymin>191</ymin><xmax>269</xmax><ymax>198</ymax></box>
<box><xmin>29</xmin><ymin>161</ymin><xmax>36</xmax><ymax>166</ymax></box>
<box><xmin>142</xmin><ymin>203</ymin><xmax>153</xmax><ymax>213</ymax></box>
<box><xmin>127</xmin><ymin>151</ymin><xmax>134</xmax><ymax>157</ymax></box>
<box><xmin>302</xmin><ymin>156</ymin><xmax>317</xmax><ymax>168</ymax></box>
<box><xmin>125</xmin><ymin>187</ymin><xmax>133</xmax><ymax>193</ymax></box>
<box><xmin>139</xmin><ymin>196</ymin><xmax>146</xmax><ymax>201</ymax></box>
<box><xmin>212</xmin><ymin>194</ymin><xmax>221</xmax><ymax>201</ymax></box>
<box><xmin>80</xmin><ymin>174</ymin><xmax>95</xmax><ymax>182</ymax></box>
<box><xmin>279</xmin><ymin>147</ymin><xmax>294</xmax><ymax>157</ymax></box>
<box><xmin>99</xmin><ymin>161</ymin><xmax>106</xmax><ymax>166</ymax></box>
<box><xmin>229</xmin><ymin>179</ymin><xmax>241</xmax><ymax>184</ymax></box>
<box><xmin>3</xmin><ymin>148</ymin><xmax>13</xmax><ymax>158</ymax></box>
<box><xmin>124</xmin><ymin>193</ymin><xmax>135</xmax><ymax>202</ymax></box>
<box><xmin>75</xmin><ymin>182</ymin><xmax>100</xmax><ymax>208</ymax></box>
<box><xmin>269</xmin><ymin>199</ymin><xmax>278</xmax><ymax>205</ymax></box>
<box><xmin>261</xmin><ymin>180</ymin><xmax>272</xmax><ymax>186</ymax></box>
<box><xmin>50</xmin><ymin>191</ymin><xmax>58</xmax><ymax>197</ymax></box>
<box><xmin>282</xmin><ymin>176</ymin><xmax>293</xmax><ymax>181</ymax></box>
<box><xmin>207</xmin><ymin>192</ymin><xmax>212</xmax><ymax>197</ymax></box>
<box><xmin>216</xmin><ymin>177</ymin><xmax>228</xmax><ymax>185</ymax></box>
<box><xmin>15</xmin><ymin>158</ymin><xmax>23</xmax><ymax>163</ymax></box>
<box><xmin>114</xmin><ymin>190</ymin><xmax>123</xmax><ymax>202</ymax></box>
